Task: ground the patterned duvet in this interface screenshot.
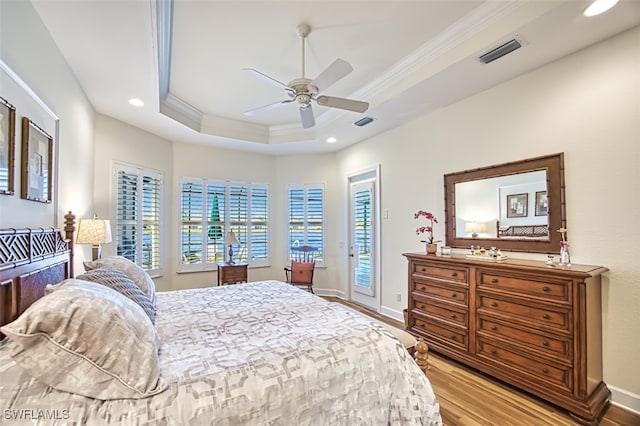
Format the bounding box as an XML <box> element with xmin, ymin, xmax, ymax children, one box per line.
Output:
<box><xmin>0</xmin><ymin>280</ymin><xmax>441</xmax><ymax>425</ymax></box>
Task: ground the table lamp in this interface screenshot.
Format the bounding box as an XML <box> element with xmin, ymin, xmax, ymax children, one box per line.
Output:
<box><xmin>76</xmin><ymin>214</ymin><xmax>112</xmax><ymax>260</ymax></box>
<box><xmin>465</xmin><ymin>221</ymin><xmax>485</xmax><ymax>238</ymax></box>
<box><xmin>225</xmin><ymin>230</ymin><xmax>239</xmax><ymax>264</ymax></box>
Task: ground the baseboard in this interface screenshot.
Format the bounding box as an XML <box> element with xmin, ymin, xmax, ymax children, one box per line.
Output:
<box><xmin>313</xmin><ymin>287</ymin><xmax>345</xmax><ymax>299</ymax></box>
<box><xmin>610</xmin><ymin>385</ymin><xmax>640</xmax><ymax>416</ymax></box>
<box><xmin>379</xmin><ymin>304</ymin><xmax>404</xmax><ymax>323</ymax></box>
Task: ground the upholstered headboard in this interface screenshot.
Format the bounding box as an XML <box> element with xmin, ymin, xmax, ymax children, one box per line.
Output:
<box><xmin>0</xmin><ymin>212</ymin><xmax>75</xmax><ymax>338</ymax></box>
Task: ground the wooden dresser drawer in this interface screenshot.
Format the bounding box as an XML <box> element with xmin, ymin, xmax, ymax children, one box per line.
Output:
<box><xmin>478</xmin><ymin>317</ymin><xmax>571</xmax><ymax>359</ymax></box>
<box><xmin>414</xmin><ymin>297</ymin><xmax>468</xmax><ymax>328</ymax></box>
<box><xmin>477</xmin><ymin>339</ymin><xmax>572</xmax><ymax>393</ymax></box>
<box><xmin>412</xmin><ymin>262</ymin><xmax>468</xmax><ymax>284</ymax></box>
<box><xmin>478</xmin><ymin>271</ymin><xmax>570</xmax><ymax>303</ymax></box>
<box><xmin>478</xmin><ymin>294</ymin><xmax>570</xmax><ymax>330</ymax></box>
<box><xmin>413</xmin><ymin>281</ymin><xmax>468</xmax><ymax>306</ymax></box>
<box><xmin>413</xmin><ymin>316</ymin><xmax>468</xmax><ymax>350</ymax></box>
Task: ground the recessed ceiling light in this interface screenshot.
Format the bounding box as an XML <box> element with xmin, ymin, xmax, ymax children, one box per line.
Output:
<box><xmin>128</xmin><ymin>98</ymin><xmax>144</xmax><ymax>107</ymax></box>
<box><xmin>326</xmin><ymin>137</ymin><xmax>337</xmax><ymax>144</ymax></box>
<box><xmin>584</xmin><ymin>0</ymin><xmax>619</xmax><ymax>17</ymax></box>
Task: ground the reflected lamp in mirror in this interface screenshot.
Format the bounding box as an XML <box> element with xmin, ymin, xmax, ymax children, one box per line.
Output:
<box><xmin>465</xmin><ymin>221</ymin><xmax>485</xmax><ymax>238</ymax></box>
<box><xmin>76</xmin><ymin>214</ymin><xmax>112</xmax><ymax>260</ymax></box>
<box><xmin>225</xmin><ymin>231</ymin><xmax>239</xmax><ymax>264</ymax></box>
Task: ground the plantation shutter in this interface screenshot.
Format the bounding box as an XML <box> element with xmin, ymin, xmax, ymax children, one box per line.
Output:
<box><xmin>114</xmin><ymin>163</ymin><xmax>162</xmax><ymax>274</ymax></box>
<box><xmin>178</xmin><ymin>178</ymin><xmax>269</xmax><ymax>271</ymax></box>
<box><xmin>288</xmin><ymin>185</ymin><xmax>324</xmax><ymax>264</ymax></box>
<box><xmin>250</xmin><ymin>184</ymin><xmax>269</xmax><ymax>263</ymax></box>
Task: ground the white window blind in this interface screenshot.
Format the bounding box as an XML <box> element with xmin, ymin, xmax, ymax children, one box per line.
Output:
<box><xmin>288</xmin><ymin>184</ymin><xmax>324</xmax><ymax>265</ymax></box>
<box><xmin>113</xmin><ymin>163</ymin><xmax>162</xmax><ymax>274</ymax></box>
<box><xmin>179</xmin><ymin>178</ymin><xmax>269</xmax><ymax>271</ymax></box>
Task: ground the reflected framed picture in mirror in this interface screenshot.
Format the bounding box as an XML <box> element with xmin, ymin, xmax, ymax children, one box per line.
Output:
<box><xmin>0</xmin><ymin>95</ymin><xmax>16</xmax><ymax>195</ymax></box>
<box><xmin>21</xmin><ymin>117</ymin><xmax>53</xmax><ymax>203</ymax></box>
<box><xmin>507</xmin><ymin>193</ymin><xmax>528</xmax><ymax>218</ymax></box>
<box><xmin>535</xmin><ymin>191</ymin><xmax>548</xmax><ymax>216</ymax></box>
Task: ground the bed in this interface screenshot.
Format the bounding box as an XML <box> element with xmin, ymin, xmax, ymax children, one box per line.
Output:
<box><xmin>0</xmin><ymin>213</ymin><xmax>441</xmax><ymax>425</ymax></box>
<box><xmin>496</xmin><ymin>220</ymin><xmax>548</xmax><ymax>238</ymax></box>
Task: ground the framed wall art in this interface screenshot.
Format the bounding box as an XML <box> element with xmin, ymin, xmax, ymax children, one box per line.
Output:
<box><xmin>0</xmin><ymin>95</ymin><xmax>16</xmax><ymax>195</ymax></box>
<box><xmin>21</xmin><ymin>117</ymin><xmax>53</xmax><ymax>203</ymax></box>
<box><xmin>506</xmin><ymin>193</ymin><xmax>528</xmax><ymax>218</ymax></box>
<box><xmin>535</xmin><ymin>190</ymin><xmax>548</xmax><ymax>216</ymax></box>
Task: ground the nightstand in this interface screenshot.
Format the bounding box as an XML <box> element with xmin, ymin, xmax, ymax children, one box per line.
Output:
<box><xmin>217</xmin><ymin>262</ymin><xmax>248</xmax><ymax>285</ymax></box>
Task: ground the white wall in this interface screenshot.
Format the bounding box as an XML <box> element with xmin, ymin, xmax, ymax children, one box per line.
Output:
<box><xmin>337</xmin><ymin>26</ymin><xmax>640</xmax><ymax>405</ymax></box>
<box><xmin>93</xmin><ymin>114</ymin><xmax>174</xmax><ymax>290</ymax></box>
<box><xmin>0</xmin><ymin>0</ymin><xmax>94</xmax><ymax>275</ymax></box>
<box><xmin>169</xmin><ymin>141</ymin><xmax>278</xmax><ymax>290</ymax></box>
<box><xmin>273</xmin><ymin>153</ymin><xmax>340</xmax><ymax>294</ymax></box>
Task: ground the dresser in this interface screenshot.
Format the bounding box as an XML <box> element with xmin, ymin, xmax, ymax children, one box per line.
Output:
<box><xmin>217</xmin><ymin>262</ymin><xmax>248</xmax><ymax>285</ymax></box>
<box><xmin>404</xmin><ymin>253</ymin><xmax>609</xmax><ymax>424</ymax></box>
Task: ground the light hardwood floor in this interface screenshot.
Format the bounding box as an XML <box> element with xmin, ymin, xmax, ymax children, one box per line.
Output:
<box><xmin>326</xmin><ymin>297</ymin><xmax>639</xmax><ymax>426</ymax></box>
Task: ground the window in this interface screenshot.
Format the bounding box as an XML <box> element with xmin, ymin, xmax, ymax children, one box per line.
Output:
<box><xmin>179</xmin><ymin>178</ymin><xmax>269</xmax><ymax>271</ymax></box>
<box><xmin>288</xmin><ymin>184</ymin><xmax>324</xmax><ymax>265</ymax></box>
<box><xmin>113</xmin><ymin>162</ymin><xmax>162</xmax><ymax>275</ymax></box>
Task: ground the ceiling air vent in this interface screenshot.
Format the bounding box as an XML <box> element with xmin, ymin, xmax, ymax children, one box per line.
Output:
<box><xmin>354</xmin><ymin>116</ymin><xmax>374</xmax><ymax>127</ymax></box>
<box><xmin>479</xmin><ymin>39</ymin><xmax>522</xmax><ymax>64</ymax></box>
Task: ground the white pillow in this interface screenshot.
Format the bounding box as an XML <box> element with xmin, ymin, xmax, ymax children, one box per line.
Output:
<box><xmin>84</xmin><ymin>255</ymin><xmax>156</xmax><ymax>303</ymax></box>
<box><xmin>1</xmin><ymin>279</ymin><xmax>166</xmax><ymax>400</ymax></box>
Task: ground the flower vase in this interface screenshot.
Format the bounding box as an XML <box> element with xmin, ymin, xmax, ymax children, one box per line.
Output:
<box><xmin>560</xmin><ymin>244</ymin><xmax>571</xmax><ymax>266</ymax></box>
<box><xmin>426</xmin><ymin>243</ymin><xmax>438</xmax><ymax>255</ymax></box>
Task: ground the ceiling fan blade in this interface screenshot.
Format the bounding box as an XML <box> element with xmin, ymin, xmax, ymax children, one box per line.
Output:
<box><xmin>309</xmin><ymin>58</ymin><xmax>353</xmax><ymax>92</ymax></box>
<box><xmin>299</xmin><ymin>104</ymin><xmax>315</xmax><ymax>129</ymax></box>
<box><xmin>244</xmin><ymin>99</ymin><xmax>293</xmax><ymax>116</ymax></box>
<box><xmin>242</xmin><ymin>68</ymin><xmax>291</xmax><ymax>92</ymax></box>
<box><xmin>316</xmin><ymin>95</ymin><xmax>369</xmax><ymax>113</ymax></box>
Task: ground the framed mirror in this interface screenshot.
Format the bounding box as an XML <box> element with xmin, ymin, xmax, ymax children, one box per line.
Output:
<box><xmin>444</xmin><ymin>153</ymin><xmax>566</xmax><ymax>254</ymax></box>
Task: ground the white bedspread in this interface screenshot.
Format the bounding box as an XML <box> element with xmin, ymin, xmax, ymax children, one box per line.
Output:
<box><xmin>0</xmin><ymin>280</ymin><xmax>441</xmax><ymax>425</ymax></box>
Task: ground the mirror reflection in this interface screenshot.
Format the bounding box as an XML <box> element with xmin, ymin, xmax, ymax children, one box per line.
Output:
<box><xmin>455</xmin><ymin>170</ymin><xmax>548</xmax><ymax>239</ymax></box>
<box><xmin>444</xmin><ymin>153</ymin><xmax>565</xmax><ymax>254</ymax></box>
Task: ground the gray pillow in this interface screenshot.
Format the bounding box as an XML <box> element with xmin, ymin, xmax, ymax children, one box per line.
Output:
<box><xmin>0</xmin><ymin>279</ymin><xmax>166</xmax><ymax>400</ymax></box>
<box><xmin>77</xmin><ymin>266</ymin><xmax>156</xmax><ymax>323</ymax></box>
<box><xmin>84</xmin><ymin>256</ymin><xmax>156</xmax><ymax>304</ymax></box>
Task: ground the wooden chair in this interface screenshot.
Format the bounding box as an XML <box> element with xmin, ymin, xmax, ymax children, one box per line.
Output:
<box><xmin>284</xmin><ymin>245</ymin><xmax>317</xmax><ymax>293</ymax></box>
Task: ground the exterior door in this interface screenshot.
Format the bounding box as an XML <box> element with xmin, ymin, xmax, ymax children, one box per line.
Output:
<box><xmin>349</xmin><ymin>177</ymin><xmax>378</xmax><ymax>310</ymax></box>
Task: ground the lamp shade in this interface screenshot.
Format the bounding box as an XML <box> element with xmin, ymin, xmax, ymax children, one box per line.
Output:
<box><xmin>76</xmin><ymin>216</ymin><xmax>113</xmax><ymax>245</ymax></box>
<box><xmin>224</xmin><ymin>230</ymin><xmax>239</xmax><ymax>245</ymax></box>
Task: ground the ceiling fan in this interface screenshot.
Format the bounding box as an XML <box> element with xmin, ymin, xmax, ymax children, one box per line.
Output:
<box><xmin>243</xmin><ymin>23</ymin><xmax>369</xmax><ymax>129</ymax></box>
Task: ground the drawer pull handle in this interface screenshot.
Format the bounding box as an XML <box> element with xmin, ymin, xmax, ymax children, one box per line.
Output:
<box><xmin>451</xmin><ymin>293</ymin><xmax>457</xmax><ymax>298</ymax></box>
<box><xmin>542</xmin><ymin>341</ymin><xmax>549</xmax><ymax>347</ymax></box>
<box><xmin>451</xmin><ymin>272</ymin><xmax>458</xmax><ymax>277</ymax></box>
<box><xmin>450</xmin><ymin>335</ymin><xmax>456</xmax><ymax>340</ymax></box>
<box><xmin>420</xmin><ymin>268</ymin><xmax>427</xmax><ymax>272</ymax></box>
<box><xmin>490</xmin><ymin>325</ymin><xmax>497</xmax><ymax>331</ymax></box>
<box><xmin>491</xmin><ymin>302</ymin><xmax>498</xmax><ymax>307</ymax></box>
<box><xmin>542</xmin><ymin>368</ymin><xmax>549</xmax><ymax>374</ymax></box>
<box><xmin>542</xmin><ymin>314</ymin><xmax>550</xmax><ymax>320</ymax></box>
<box><xmin>491</xmin><ymin>278</ymin><xmax>498</xmax><ymax>284</ymax></box>
<box><xmin>542</xmin><ymin>286</ymin><xmax>550</xmax><ymax>292</ymax></box>
<box><xmin>450</xmin><ymin>314</ymin><xmax>457</xmax><ymax>319</ymax></box>
<box><xmin>490</xmin><ymin>349</ymin><xmax>497</xmax><ymax>355</ymax></box>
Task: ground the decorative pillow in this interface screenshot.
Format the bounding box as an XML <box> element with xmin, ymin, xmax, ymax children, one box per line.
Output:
<box><xmin>0</xmin><ymin>279</ymin><xmax>166</xmax><ymax>400</ymax></box>
<box><xmin>84</xmin><ymin>256</ymin><xmax>156</xmax><ymax>303</ymax></box>
<box><xmin>291</xmin><ymin>261</ymin><xmax>315</xmax><ymax>283</ymax></box>
<box><xmin>77</xmin><ymin>266</ymin><xmax>156</xmax><ymax>323</ymax></box>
